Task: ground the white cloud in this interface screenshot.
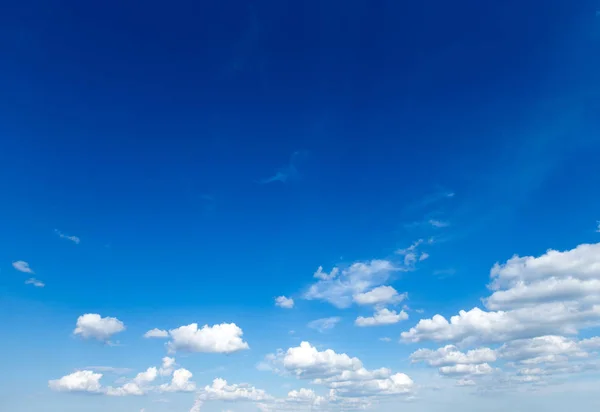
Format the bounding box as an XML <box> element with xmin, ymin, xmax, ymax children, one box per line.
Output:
<box><xmin>355</xmin><ymin>308</ymin><xmax>408</xmax><ymax>327</ymax></box>
<box><xmin>353</xmin><ymin>286</ymin><xmax>406</xmax><ymax>306</ymax></box>
<box><xmin>167</xmin><ymin>323</ymin><xmax>249</xmax><ymax>354</ymax></box>
<box><xmin>25</xmin><ymin>278</ymin><xmax>45</xmax><ymax>287</ymax></box>
<box><xmin>159</xmin><ymin>356</ymin><xmax>176</xmax><ymax>376</ymax></box>
<box><xmin>307</xmin><ymin>317</ymin><xmax>341</xmax><ymax>333</ymax></box>
<box><xmin>197</xmin><ymin>378</ymin><xmax>272</xmax><ymax>402</ymax></box>
<box><xmin>275</xmin><ymin>296</ymin><xmax>294</xmax><ymax>309</ymax></box>
<box><xmin>144</xmin><ymin>328</ymin><xmax>169</xmax><ymax>338</ymax></box>
<box><xmin>314</xmin><ymin>266</ymin><xmax>339</xmax><ymax>280</ymax></box>
<box><xmin>133</xmin><ymin>367</ymin><xmax>157</xmax><ymax>385</ymax></box>
<box><xmin>74</xmin><ymin>314</ymin><xmax>125</xmax><ymax>341</ymax></box>
<box><xmin>12</xmin><ymin>260</ymin><xmax>34</xmax><ymax>274</ymax></box>
<box><xmin>438</xmin><ymin>363</ymin><xmax>494</xmax><ymax>376</ymax></box>
<box><xmin>159</xmin><ymin>368</ymin><xmax>196</xmax><ymax>393</ymax></box>
<box><xmin>55</xmin><ymin>229</ymin><xmax>81</xmax><ymax>244</ymax></box>
<box><xmin>429</xmin><ymin>219</ymin><xmax>449</xmax><ymax>228</ymax></box>
<box><xmin>261</xmin><ymin>341</ymin><xmax>413</xmax><ymax>399</ymax></box>
<box><xmin>380</xmin><ymin>337</ymin><xmax>392</xmax><ymax>342</ymax></box>
<box><xmin>304</xmin><ymin>260</ymin><xmax>397</xmax><ymax>308</ymax></box>
<box><xmin>410</xmin><ymin>345</ymin><xmax>497</xmax><ymax>367</ymax></box>
<box><xmin>402</xmin><ymin>243</ymin><xmax>600</xmax><ymax>345</ymax></box>
<box><xmin>419</xmin><ymin>252</ymin><xmax>430</xmax><ymax>261</ymax></box>
<box><xmin>106</xmin><ymin>382</ymin><xmax>145</xmax><ymax>396</ymax></box>
<box><xmin>49</xmin><ymin>370</ymin><xmax>103</xmax><ymax>393</ymax></box>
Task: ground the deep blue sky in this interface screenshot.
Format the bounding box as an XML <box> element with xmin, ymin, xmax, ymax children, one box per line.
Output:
<box><xmin>1</xmin><ymin>1</ymin><xmax>600</xmax><ymax>411</ymax></box>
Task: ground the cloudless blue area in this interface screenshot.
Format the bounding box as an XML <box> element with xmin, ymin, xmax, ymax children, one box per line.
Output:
<box><xmin>0</xmin><ymin>1</ymin><xmax>599</xmax><ymax>410</ymax></box>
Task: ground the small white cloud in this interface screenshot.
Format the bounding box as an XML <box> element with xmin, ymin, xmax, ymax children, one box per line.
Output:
<box><xmin>12</xmin><ymin>260</ymin><xmax>33</xmax><ymax>274</ymax></box>
<box><xmin>159</xmin><ymin>368</ymin><xmax>196</xmax><ymax>393</ymax></box>
<box><xmin>429</xmin><ymin>219</ymin><xmax>449</xmax><ymax>228</ymax></box>
<box><xmin>144</xmin><ymin>328</ymin><xmax>169</xmax><ymax>338</ymax></box>
<box><xmin>25</xmin><ymin>278</ymin><xmax>45</xmax><ymax>287</ymax></box>
<box><xmin>275</xmin><ymin>296</ymin><xmax>294</xmax><ymax>309</ymax></box>
<box><xmin>55</xmin><ymin>229</ymin><xmax>81</xmax><ymax>244</ymax></box>
<box><xmin>74</xmin><ymin>314</ymin><xmax>125</xmax><ymax>341</ymax></box>
<box><xmin>159</xmin><ymin>357</ymin><xmax>176</xmax><ymax>376</ymax></box>
<box><xmin>308</xmin><ymin>317</ymin><xmax>341</xmax><ymax>333</ymax></box>
<box><xmin>380</xmin><ymin>337</ymin><xmax>392</xmax><ymax>342</ymax></box>
<box><xmin>353</xmin><ymin>286</ymin><xmax>406</xmax><ymax>306</ymax></box>
<box><xmin>419</xmin><ymin>252</ymin><xmax>430</xmax><ymax>261</ymax></box>
<box><xmin>355</xmin><ymin>308</ymin><xmax>408</xmax><ymax>327</ymax></box>
<box><xmin>167</xmin><ymin>323</ymin><xmax>249</xmax><ymax>354</ymax></box>
<box><xmin>49</xmin><ymin>370</ymin><xmax>103</xmax><ymax>393</ymax></box>
<box><xmin>313</xmin><ymin>266</ymin><xmax>339</xmax><ymax>280</ymax></box>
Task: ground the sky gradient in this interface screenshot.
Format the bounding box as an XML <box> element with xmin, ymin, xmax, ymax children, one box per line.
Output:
<box><xmin>1</xmin><ymin>1</ymin><xmax>600</xmax><ymax>411</ymax></box>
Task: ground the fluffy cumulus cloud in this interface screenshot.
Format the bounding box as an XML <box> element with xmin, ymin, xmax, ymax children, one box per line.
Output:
<box><xmin>159</xmin><ymin>356</ymin><xmax>176</xmax><ymax>376</ymax></box>
<box><xmin>74</xmin><ymin>314</ymin><xmax>125</xmax><ymax>341</ymax></box>
<box><xmin>12</xmin><ymin>260</ymin><xmax>34</xmax><ymax>273</ymax></box>
<box><xmin>144</xmin><ymin>328</ymin><xmax>169</xmax><ymax>338</ymax></box>
<box><xmin>275</xmin><ymin>296</ymin><xmax>294</xmax><ymax>309</ymax></box>
<box><xmin>304</xmin><ymin>260</ymin><xmax>398</xmax><ymax>308</ymax></box>
<box><xmin>159</xmin><ymin>368</ymin><xmax>196</xmax><ymax>392</ymax></box>
<box><xmin>260</xmin><ymin>341</ymin><xmax>413</xmax><ymax>400</ymax></box>
<box><xmin>355</xmin><ymin>308</ymin><xmax>408</xmax><ymax>327</ymax></box>
<box><xmin>49</xmin><ymin>370</ymin><xmax>102</xmax><ymax>393</ymax></box>
<box><xmin>402</xmin><ymin>243</ymin><xmax>600</xmax><ymax>345</ymax></box>
<box><xmin>197</xmin><ymin>378</ymin><xmax>272</xmax><ymax>402</ymax></box>
<box><xmin>402</xmin><ymin>242</ymin><xmax>600</xmax><ymax>387</ymax></box>
<box><xmin>353</xmin><ymin>286</ymin><xmax>406</xmax><ymax>306</ymax></box>
<box><xmin>167</xmin><ymin>323</ymin><xmax>249</xmax><ymax>354</ymax></box>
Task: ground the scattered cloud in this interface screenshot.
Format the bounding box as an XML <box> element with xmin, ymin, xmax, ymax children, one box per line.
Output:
<box><xmin>304</xmin><ymin>260</ymin><xmax>397</xmax><ymax>308</ymax></box>
<box><xmin>196</xmin><ymin>378</ymin><xmax>272</xmax><ymax>402</ymax></box>
<box><xmin>144</xmin><ymin>328</ymin><xmax>169</xmax><ymax>338</ymax></box>
<box><xmin>25</xmin><ymin>277</ymin><xmax>45</xmax><ymax>287</ymax></box>
<box><xmin>380</xmin><ymin>337</ymin><xmax>392</xmax><ymax>342</ymax></box>
<box><xmin>275</xmin><ymin>296</ymin><xmax>294</xmax><ymax>309</ymax></box>
<box><xmin>12</xmin><ymin>260</ymin><xmax>33</xmax><ymax>274</ymax></box>
<box><xmin>49</xmin><ymin>370</ymin><xmax>103</xmax><ymax>393</ymax></box>
<box><xmin>258</xmin><ymin>151</ymin><xmax>307</xmax><ymax>184</ymax></box>
<box><xmin>353</xmin><ymin>286</ymin><xmax>406</xmax><ymax>306</ymax></box>
<box><xmin>356</xmin><ymin>308</ymin><xmax>408</xmax><ymax>327</ymax></box>
<box><xmin>166</xmin><ymin>323</ymin><xmax>249</xmax><ymax>354</ymax></box>
<box><xmin>308</xmin><ymin>317</ymin><xmax>341</xmax><ymax>333</ymax></box>
<box><xmin>159</xmin><ymin>368</ymin><xmax>196</xmax><ymax>393</ymax></box>
<box><xmin>159</xmin><ymin>357</ymin><xmax>176</xmax><ymax>377</ymax></box>
<box><xmin>54</xmin><ymin>229</ymin><xmax>81</xmax><ymax>244</ymax></box>
<box><xmin>402</xmin><ymin>243</ymin><xmax>600</xmax><ymax>346</ymax></box>
<box><xmin>74</xmin><ymin>314</ymin><xmax>125</xmax><ymax>342</ymax></box>
<box><xmin>428</xmin><ymin>219</ymin><xmax>449</xmax><ymax>228</ymax></box>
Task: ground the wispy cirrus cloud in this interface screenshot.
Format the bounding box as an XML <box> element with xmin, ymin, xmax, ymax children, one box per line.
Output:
<box><xmin>25</xmin><ymin>278</ymin><xmax>45</xmax><ymax>287</ymax></box>
<box><xmin>307</xmin><ymin>317</ymin><xmax>341</xmax><ymax>333</ymax></box>
<box><xmin>12</xmin><ymin>260</ymin><xmax>34</xmax><ymax>274</ymax></box>
<box><xmin>258</xmin><ymin>150</ymin><xmax>308</xmax><ymax>184</ymax></box>
<box><xmin>55</xmin><ymin>229</ymin><xmax>80</xmax><ymax>244</ymax></box>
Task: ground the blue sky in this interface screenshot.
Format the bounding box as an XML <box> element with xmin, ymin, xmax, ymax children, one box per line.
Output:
<box><xmin>1</xmin><ymin>1</ymin><xmax>600</xmax><ymax>411</ymax></box>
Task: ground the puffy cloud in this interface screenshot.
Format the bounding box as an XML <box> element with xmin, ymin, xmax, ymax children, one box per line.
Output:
<box><xmin>159</xmin><ymin>368</ymin><xmax>196</xmax><ymax>393</ymax></box>
<box><xmin>261</xmin><ymin>341</ymin><xmax>413</xmax><ymax>399</ymax></box>
<box><xmin>25</xmin><ymin>278</ymin><xmax>45</xmax><ymax>287</ymax></box>
<box><xmin>353</xmin><ymin>286</ymin><xmax>406</xmax><ymax>306</ymax></box>
<box><xmin>133</xmin><ymin>367</ymin><xmax>158</xmax><ymax>385</ymax></box>
<box><xmin>498</xmin><ymin>335</ymin><xmax>587</xmax><ymax>364</ymax></box>
<box><xmin>55</xmin><ymin>229</ymin><xmax>81</xmax><ymax>244</ymax></box>
<box><xmin>275</xmin><ymin>296</ymin><xmax>294</xmax><ymax>309</ymax></box>
<box><xmin>438</xmin><ymin>363</ymin><xmax>494</xmax><ymax>376</ymax></box>
<box><xmin>49</xmin><ymin>370</ymin><xmax>102</xmax><ymax>393</ymax></box>
<box><xmin>410</xmin><ymin>345</ymin><xmax>497</xmax><ymax>367</ymax></box>
<box><xmin>198</xmin><ymin>378</ymin><xmax>272</xmax><ymax>402</ymax></box>
<box><xmin>12</xmin><ymin>260</ymin><xmax>33</xmax><ymax>274</ymax></box>
<box><xmin>429</xmin><ymin>219</ymin><xmax>449</xmax><ymax>228</ymax></box>
<box><xmin>402</xmin><ymin>243</ymin><xmax>600</xmax><ymax>345</ymax></box>
<box><xmin>74</xmin><ymin>314</ymin><xmax>125</xmax><ymax>341</ymax></box>
<box><xmin>314</xmin><ymin>266</ymin><xmax>339</xmax><ymax>281</ymax></box>
<box><xmin>355</xmin><ymin>308</ymin><xmax>408</xmax><ymax>327</ymax></box>
<box><xmin>287</xmin><ymin>388</ymin><xmax>325</xmax><ymax>404</ymax></box>
<box><xmin>167</xmin><ymin>323</ymin><xmax>249</xmax><ymax>354</ymax></box>
<box><xmin>144</xmin><ymin>328</ymin><xmax>169</xmax><ymax>338</ymax></box>
<box><xmin>159</xmin><ymin>356</ymin><xmax>176</xmax><ymax>376</ymax></box>
<box><xmin>304</xmin><ymin>260</ymin><xmax>397</xmax><ymax>308</ymax></box>
<box><xmin>308</xmin><ymin>317</ymin><xmax>341</xmax><ymax>333</ymax></box>
<box><xmin>106</xmin><ymin>382</ymin><xmax>145</xmax><ymax>396</ymax></box>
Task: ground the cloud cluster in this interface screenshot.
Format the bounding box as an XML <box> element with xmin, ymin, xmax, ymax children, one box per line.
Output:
<box><xmin>355</xmin><ymin>308</ymin><xmax>408</xmax><ymax>327</ymax></box>
<box><xmin>304</xmin><ymin>260</ymin><xmax>399</xmax><ymax>309</ymax></box>
<box><xmin>403</xmin><ymin>242</ymin><xmax>600</xmax><ymax>387</ymax></box>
